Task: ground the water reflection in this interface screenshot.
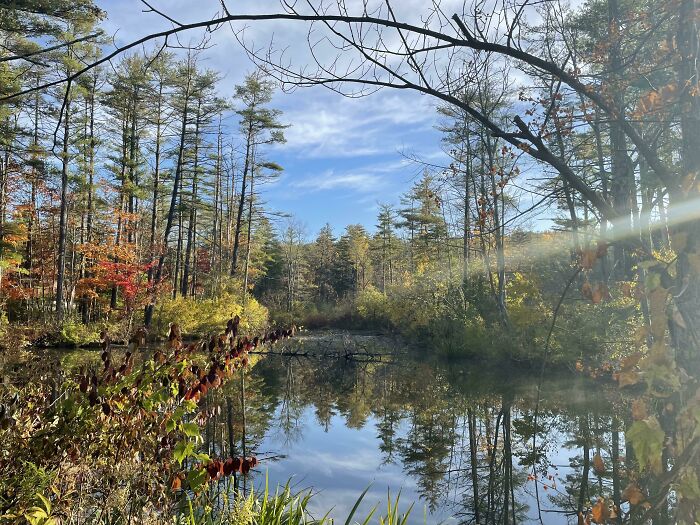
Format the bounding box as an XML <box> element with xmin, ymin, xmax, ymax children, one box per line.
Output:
<box><xmin>201</xmin><ymin>332</ymin><xmax>632</xmax><ymax>525</ymax></box>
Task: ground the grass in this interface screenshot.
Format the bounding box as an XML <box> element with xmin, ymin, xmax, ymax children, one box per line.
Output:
<box><xmin>170</xmin><ymin>475</ymin><xmax>415</xmax><ymax>525</ymax></box>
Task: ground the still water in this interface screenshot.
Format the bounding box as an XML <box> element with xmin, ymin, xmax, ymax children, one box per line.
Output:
<box><xmin>197</xmin><ymin>331</ymin><xmax>628</xmax><ymax>525</ymax></box>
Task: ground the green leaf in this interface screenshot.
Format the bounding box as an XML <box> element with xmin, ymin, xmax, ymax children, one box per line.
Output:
<box><xmin>36</xmin><ymin>493</ymin><xmax>51</xmax><ymax>514</ymax></box>
<box><xmin>181</xmin><ymin>422</ymin><xmax>200</xmax><ymax>439</ymax></box>
<box><xmin>186</xmin><ymin>467</ymin><xmax>208</xmax><ymax>493</ymax></box>
<box><xmin>182</xmin><ymin>400</ymin><xmax>198</xmax><ymax>412</ymax></box>
<box><xmin>626</xmin><ymin>417</ymin><xmax>665</xmax><ymax>473</ymax></box>
<box><xmin>345</xmin><ymin>484</ymin><xmax>373</xmax><ymax>525</ymax></box>
<box><xmin>193</xmin><ymin>452</ymin><xmax>211</xmax><ymax>462</ymax></box>
<box><xmin>173</xmin><ymin>440</ymin><xmax>194</xmax><ymax>465</ymax></box>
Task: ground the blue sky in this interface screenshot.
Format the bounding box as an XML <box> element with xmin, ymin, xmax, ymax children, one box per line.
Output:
<box><xmin>96</xmin><ymin>0</ymin><xmax>454</xmax><ymax>239</ymax></box>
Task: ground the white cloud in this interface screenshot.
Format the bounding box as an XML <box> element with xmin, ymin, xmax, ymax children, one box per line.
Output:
<box><xmin>276</xmin><ymin>89</ymin><xmax>439</xmax><ymax>158</ymax></box>
<box><xmin>288</xmin><ymin>159</ymin><xmax>411</xmax><ymax>195</ymax></box>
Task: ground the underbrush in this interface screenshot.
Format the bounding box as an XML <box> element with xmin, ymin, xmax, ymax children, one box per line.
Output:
<box><xmin>0</xmin><ymin>319</ymin><xmax>306</xmax><ymax>524</ymax></box>
<box><xmin>270</xmin><ymin>301</ymin><xmax>355</xmax><ymax>330</ymax></box>
<box><xmin>346</xmin><ymin>271</ymin><xmax>643</xmax><ymax>365</ymax></box>
<box><xmin>152</xmin><ymin>293</ymin><xmax>268</xmax><ymax>337</ymax></box>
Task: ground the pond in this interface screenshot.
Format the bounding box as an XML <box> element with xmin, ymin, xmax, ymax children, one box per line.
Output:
<box><xmin>188</xmin><ymin>330</ymin><xmax>630</xmax><ymax>525</ymax></box>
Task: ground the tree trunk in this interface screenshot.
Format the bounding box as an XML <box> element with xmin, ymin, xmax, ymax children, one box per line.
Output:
<box><xmin>147</xmin><ymin>78</ymin><xmax>164</xmax><ymax>299</ymax></box>
<box><xmin>55</xmin><ymin>97</ymin><xmax>71</xmax><ymax>319</ymax></box>
<box><xmin>144</xmin><ymin>71</ymin><xmax>192</xmax><ymax>327</ymax></box>
<box><xmin>231</xmin><ymin>124</ymin><xmax>253</xmax><ymax>276</ymax></box>
<box><xmin>607</xmin><ymin>0</ymin><xmax>635</xmax><ymax>279</ymax></box>
<box><xmin>241</xmin><ymin>162</ymin><xmax>255</xmax><ymax>305</ymax></box>
<box><xmin>671</xmin><ymin>0</ymin><xmax>700</xmax><ymax>374</ymax></box>
<box><xmin>182</xmin><ymin>100</ymin><xmax>201</xmax><ymax>297</ymax></box>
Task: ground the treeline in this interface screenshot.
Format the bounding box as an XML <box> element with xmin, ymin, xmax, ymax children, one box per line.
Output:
<box><xmin>0</xmin><ymin>1</ymin><xmax>287</xmax><ymax>337</ymax></box>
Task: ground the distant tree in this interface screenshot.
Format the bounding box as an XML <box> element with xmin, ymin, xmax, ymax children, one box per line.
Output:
<box><xmin>308</xmin><ymin>223</ymin><xmax>338</xmax><ymax>304</ymax></box>
<box><xmin>397</xmin><ymin>171</ymin><xmax>447</xmax><ymax>270</ymax></box>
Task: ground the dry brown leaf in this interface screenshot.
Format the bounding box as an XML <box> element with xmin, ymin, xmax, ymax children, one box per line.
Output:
<box><xmin>622</xmin><ymin>482</ymin><xmax>646</xmax><ymax>505</ymax></box>
<box><xmin>618</xmin><ymin>369</ymin><xmax>641</xmax><ymax>388</ymax></box>
<box><xmin>621</xmin><ymin>352</ymin><xmax>643</xmax><ymax>370</ymax></box>
<box><xmin>631</xmin><ymin>399</ymin><xmax>648</xmax><ymax>420</ymax></box>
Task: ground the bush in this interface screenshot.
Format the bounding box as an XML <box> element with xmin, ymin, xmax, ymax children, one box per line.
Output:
<box><xmin>57</xmin><ymin>318</ymin><xmax>102</xmax><ymax>347</ymax></box>
<box><xmin>152</xmin><ymin>293</ymin><xmax>268</xmax><ymax>337</ymax></box>
<box><xmin>354</xmin><ymin>286</ymin><xmax>390</xmax><ymax>327</ymax></box>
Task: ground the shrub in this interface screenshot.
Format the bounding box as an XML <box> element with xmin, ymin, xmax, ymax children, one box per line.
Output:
<box><xmin>354</xmin><ymin>286</ymin><xmax>390</xmax><ymax>327</ymax></box>
<box><xmin>57</xmin><ymin>318</ymin><xmax>102</xmax><ymax>347</ymax></box>
<box><xmin>152</xmin><ymin>293</ymin><xmax>268</xmax><ymax>337</ymax></box>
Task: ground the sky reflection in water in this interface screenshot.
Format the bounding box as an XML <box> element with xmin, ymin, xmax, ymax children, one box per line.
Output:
<box><xmin>208</xmin><ymin>332</ymin><xmax>624</xmax><ymax>525</ymax></box>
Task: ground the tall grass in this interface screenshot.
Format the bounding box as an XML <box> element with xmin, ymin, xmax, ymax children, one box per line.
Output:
<box><xmin>171</xmin><ymin>476</ymin><xmax>415</xmax><ymax>525</ymax></box>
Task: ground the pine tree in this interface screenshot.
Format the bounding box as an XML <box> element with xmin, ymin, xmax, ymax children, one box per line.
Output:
<box><xmin>229</xmin><ymin>73</ymin><xmax>286</xmax><ymax>276</ymax></box>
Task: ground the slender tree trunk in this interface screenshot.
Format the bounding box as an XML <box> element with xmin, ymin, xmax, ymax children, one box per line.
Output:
<box><xmin>147</xmin><ymin>79</ymin><xmax>164</xmax><ymax>300</ymax></box>
<box><xmin>182</xmin><ymin>100</ymin><xmax>201</xmax><ymax>297</ymax></box>
<box><xmin>242</xmin><ymin>163</ymin><xmax>255</xmax><ymax>305</ymax></box>
<box><xmin>173</xmin><ymin>176</ymin><xmax>184</xmax><ymax>299</ymax></box>
<box><xmin>467</xmin><ymin>409</ymin><xmax>480</xmax><ymax>524</ymax></box>
<box><xmin>211</xmin><ymin>117</ymin><xmax>222</xmax><ymax>279</ymax></box>
<box><xmin>671</xmin><ymin>0</ymin><xmax>700</xmax><ymax>375</ymax></box>
<box><xmin>25</xmin><ymin>83</ymin><xmax>40</xmax><ymax>301</ymax></box>
<box><xmin>231</xmin><ymin>125</ymin><xmax>253</xmax><ymax>276</ymax></box>
<box><xmin>463</xmin><ymin>141</ymin><xmax>472</xmax><ymax>285</ymax></box>
<box><xmin>592</xmin><ymin>108</ymin><xmax>610</xmax><ymax>279</ymax></box>
<box><xmin>144</xmin><ymin>69</ymin><xmax>192</xmax><ymax>327</ymax></box>
<box><xmin>56</xmin><ymin>97</ymin><xmax>71</xmax><ymax>319</ymax></box>
<box><xmin>111</xmin><ymin>115</ymin><xmax>129</xmax><ymax>311</ymax></box>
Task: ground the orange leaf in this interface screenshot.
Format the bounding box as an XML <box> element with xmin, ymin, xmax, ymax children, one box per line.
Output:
<box><xmin>593</xmin><ymin>453</ymin><xmax>606</xmax><ymax>475</ymax></box>
<box><xmin>591</xmin><ymin>498</ymin><xmax>609</xmax><ymax>524</ymax></box>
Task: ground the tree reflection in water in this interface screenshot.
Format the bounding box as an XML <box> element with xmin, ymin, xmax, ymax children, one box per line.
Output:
<box><xmin>198</xmin><ymin>332</ymin><xmax>685</xmax><ymax>524</ymax></box>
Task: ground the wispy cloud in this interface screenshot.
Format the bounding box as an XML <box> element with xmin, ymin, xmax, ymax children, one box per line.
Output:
<box><xmin>277</xmin><ymin>89</ymin><xmax>439</xmax><ymax>158</ymax></box>
<box><xmin>286</xmin><ymin>159</ymin><xmax>412</xmax><ymax>196</ymax></box>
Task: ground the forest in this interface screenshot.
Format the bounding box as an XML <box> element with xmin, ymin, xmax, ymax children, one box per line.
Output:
<box><xmin>0</xmin><ymin>0</ymin><xmax>698</xmax><ymax>524</ymax></box>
